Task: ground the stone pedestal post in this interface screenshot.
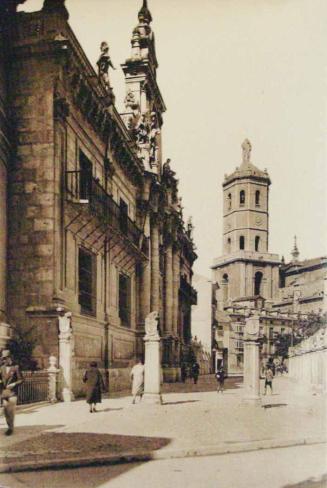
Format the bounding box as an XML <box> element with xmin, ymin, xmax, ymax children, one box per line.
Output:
<box><xmin>58</xmin><ymin>311</ymin><xmax>74</xmax><ymax>402</ymax></box>
<box><xmin>47</xmin><ymin>355</ymin><xmax>59</xmax><ymax>403</ymax></box>
<box><xmin>143</xmin><ymin>311</ymin><xmax>162</xmax><ymax>404</ymax></box>
<box><xmin>243</xmin><ymin>315</ymin><xmax>261</xmax><ymax>405</ymax></box>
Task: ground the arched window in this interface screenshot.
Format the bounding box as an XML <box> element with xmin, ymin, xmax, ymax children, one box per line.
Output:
<box><xmin>254</xmin><ymin>271</ymin><xmax>263</xmax><ymax>296</ymax></box>
<box><xmin>240</xmin><ymin>190</ymin><xmax>245</xmax><ymax>205</ymax></box>
<box><xmin>222</xmin><ymin>274</ymin><xmax>229</xmax><ymax>302</ymax></box>
<box><xmin>227</xmin><ymin>193</ymin><xmax>232</xmax><ymax>210</ymax></box>
<box><xmin>239</xmin><ymin>235</ymin><xmax>245</xmax><ymax>250</ymax></box>
<box><xmin>255</xmin><ymin>236</ymin><xmax>260</xmax><ymax>252</ymax></box>
<box><xmin>255</xmin><ymin>190</ymin><xmax>260</xmax><ymax>206</ymax></box>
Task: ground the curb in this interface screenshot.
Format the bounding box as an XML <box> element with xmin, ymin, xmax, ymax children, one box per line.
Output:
<box><xmin>0</xmin><ymin>437</ymin><xmax>325</xmax><ymax>473</ymax></box>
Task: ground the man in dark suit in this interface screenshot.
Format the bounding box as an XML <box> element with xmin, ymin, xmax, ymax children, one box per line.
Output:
<box><xmin>0</xmin><ymin>349</ymin><xmax>23</xmax><ymax>435</ymax></box>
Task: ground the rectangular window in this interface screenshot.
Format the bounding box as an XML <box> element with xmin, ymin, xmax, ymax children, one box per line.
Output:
<box><xmin>79</xmin><ymin>151</ymin><xmax>92</xmax><ymax>201</ymax></box>
<box><xmin>78</xmin><ymin>248</ymin><xmax>96</xmax><ymax>315</ymax></box>
<box><xmin>119</xmin><ymin>273</ymin><xmax>131</xmax><ymax>326</ymax></box>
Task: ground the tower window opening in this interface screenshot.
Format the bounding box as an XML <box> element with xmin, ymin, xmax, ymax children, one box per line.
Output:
<box><xmin>222</xmin><ymin>274</ymin><xmax>229</xmax><ymax>302</ymax></box>
<box><xmin>240</xmin><ymin>190</ymin><xmax>245</xmax><ymax>206</ymax></box>
<box><xmin>239</xmin><ymin>235</ymin><xmax>245</xmax><ymax>250</ymax></box>
<box><xmin>255</xmin><ymin>190</ymin><xmax>260</xmax><ymax>206</ymax></box>
<box><xmin>255</xmin><ymin>236</ymin><xmax>260</xmax><ymax>252</ymax></box>
<box><xmin>254</xmin><ymin>271</ymin><xmax>263</xmax><ymax>296</ymax></box>
<box><xmin>227</xmin><ymin>193</ymin><xmax>232</xmax><ymax>210</ymax></box>
<box><xmin>227</xmin><ymin>237</ymin><xmax>231</xmax><ymax>253</ymax></box>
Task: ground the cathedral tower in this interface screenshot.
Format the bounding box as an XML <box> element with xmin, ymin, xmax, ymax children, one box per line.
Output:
<box><xmin>121</xmin><ymin>0</ymin><xmax>166</xmax><ymax>175</ymax></box>
<box><xmin>212</xmin><ymin>140</ymin><xmax>281</xmax><ymax>308</ymax></box>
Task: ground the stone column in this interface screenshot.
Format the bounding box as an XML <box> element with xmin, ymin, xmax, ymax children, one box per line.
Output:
<box><xmin>150</xmin><ymin>216</ymin><xmax>160</xmax><ymax>312</ymax></box>
<box><xmin>140</xmin><ymin>262</ymin><xmax>151</xmax><ymax>323</ymax></box>
<box><xmin>0</xmin><ymin>161</ymin><xmax>7</xmax><ymax>322</ymax></box>
<box><xmin>58</xmin><ymin>311</ymin><xmax>74</xmax><ymax>402</ymax></box>
<box><xmin>143</xmin><ymin>311</ymin><xmax>162</xmax><ymax>404</ymax></box>
<box><xmin>243</xmin><ymin>315</ymin><xmax>261</xmax><ymax>405</ymax></box>
<box><xmin>172</xmin><ymin>245</ymin><xmax>180</xmax><ymax>337</ymax></box>
<box><xmin>164</xmin><ymin>243</ymin><xmax>173</xmax><ymax>334</ymax></box>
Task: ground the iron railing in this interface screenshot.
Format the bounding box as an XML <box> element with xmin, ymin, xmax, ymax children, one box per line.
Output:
<box><xmin>180</xmin><ymin>276</ymin><xmax>198</xmax><ymax>305</ymax></box>
<box><xmin>65</xmin><ymin>171</ymin><xmax>143</xmax><ymax>250</ymax></box>
<box><xmin>17</xmin><ymin>371</ymin><xmax>49</xmax><ymax>405</ymax></box>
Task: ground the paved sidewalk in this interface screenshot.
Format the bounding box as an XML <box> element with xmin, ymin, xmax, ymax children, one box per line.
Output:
<box><xmin>0</xmin><ymin>376</ymin><xmax>326</xmax><ymax>472</ymax></box>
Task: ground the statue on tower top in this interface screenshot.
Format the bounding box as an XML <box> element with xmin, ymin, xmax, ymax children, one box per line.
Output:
<box><xmin>242</xmin><ymin>138</ymin><xmax>252</xmax><ymax>164</ymax></box>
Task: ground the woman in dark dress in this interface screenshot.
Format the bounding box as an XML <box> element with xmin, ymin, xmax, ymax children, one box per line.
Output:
<box><xmin>83</xmin><ymin>361</ymin><xmax>105</xmax><ymax>413</ymax></box>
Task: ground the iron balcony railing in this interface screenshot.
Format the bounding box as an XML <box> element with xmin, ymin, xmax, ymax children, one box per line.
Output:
<box><xmin>180</xmin><ymin>276</ymin><xmax>198</xmax><ymax>305</ymax></box>
<box><xmin>66</xmin><ymin>171</ymin><xmax>145</xmax><ymax>251</ymax></box>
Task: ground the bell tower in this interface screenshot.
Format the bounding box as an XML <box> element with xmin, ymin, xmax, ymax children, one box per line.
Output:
<box><xmin>212</xmin><ymin>140</ymin><xmax>281</xmax><ymax>308</ymax></box>
<box><xmin>222</xmin><ymin>139</ymin><xmax>270</xmax><ymax>255</ymax></box>
<box><xmin>121</xmin><ymin>0</ymin><xmax>166</xmax><ymax>176</ymax></box>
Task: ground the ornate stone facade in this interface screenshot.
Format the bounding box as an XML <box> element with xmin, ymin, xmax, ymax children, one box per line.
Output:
<box><xmin>2</xmin><ymin>0</ymin><xmax>197</xmax><ymax>394</ymax></box>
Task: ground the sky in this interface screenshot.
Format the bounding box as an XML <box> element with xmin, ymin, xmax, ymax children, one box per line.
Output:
<box><xmin>20</xmin><ymin>0</ymin><xmax>327</xmax><ymax>278</ymax></box>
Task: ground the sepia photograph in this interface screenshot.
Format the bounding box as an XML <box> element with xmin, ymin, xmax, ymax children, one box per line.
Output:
<box><xmin>0</xmin><ymin>0</ymin><xmax>326</xmax><ymax>486</ymax></box>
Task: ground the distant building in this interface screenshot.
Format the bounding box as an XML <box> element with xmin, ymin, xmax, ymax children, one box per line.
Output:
<box><xmin>191</xmin><ymin>274</ymin><xmax>212</xmax><ymax>352</ymax></box>
<box><xmin>211</xmin><ymin>140</ymin><xmax>327</xmax><ymax>375</ymax></box>
<box><xmin>0</xmin><ymin>0</ymin><xmax>197</xmax><ymax>394</ymax></box>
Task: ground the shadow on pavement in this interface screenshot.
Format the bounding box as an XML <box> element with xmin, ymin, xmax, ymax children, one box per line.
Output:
<box><xmin>283</xmin><ymin>474</ymin><xmax>327</xmax><ymax>487</ymax></box>
<box><xmin>0</xmin><ymin>430</ymin><xmax>171</xmax><ymax>464</ymax></box>
<box><xmin>163</xmin><ymin>400</ymin><xmax>199</xmax><ymax>406</ymax></box>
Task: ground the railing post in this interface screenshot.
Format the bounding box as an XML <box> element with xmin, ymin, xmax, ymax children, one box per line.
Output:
<box><xmin>48</xmin><ymin>355</ymin><xmax>59</xmax><ymax>403</ymax></box>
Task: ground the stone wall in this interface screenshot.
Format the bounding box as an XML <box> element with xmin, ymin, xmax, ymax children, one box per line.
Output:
<box><xmin>288</xmin><ymin>328</ymin><xmax>327</xmax><ymax>393</ymax></box>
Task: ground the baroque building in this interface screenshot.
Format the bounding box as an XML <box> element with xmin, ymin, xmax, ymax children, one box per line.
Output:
<box><xmin>212</xmin><ymin>140</ymin><xmax>326</xmax><ymax>375</ymax></box>
<box><xmin>0</xmin><ymin>0</ymin><xmax>197</xmax><ymax>394</ymax></box>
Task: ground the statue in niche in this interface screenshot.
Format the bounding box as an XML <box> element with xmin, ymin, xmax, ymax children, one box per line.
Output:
<box><xmin>149</xmin><ymin>112</ymin><xmax>160</xmax><ymax>167</ymax></box>
<box><xmin>134</xmin><ymin>114</ymin><xmax>149</xmax><ymax>145</ymax></box>
<box><xmin>242</xmin><ymin>138</ymin><xmax>252</xmax><ymax>164</ymax></box>
<box><xmin>97</xmin><ymin>42</ymin><xmax>116</xmax><ymax>91</ymax></box>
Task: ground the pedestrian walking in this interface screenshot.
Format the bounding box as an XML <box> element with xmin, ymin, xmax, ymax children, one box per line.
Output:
<box><xmin>264</xmin><ymin>366</ymin><xmax>274</xmax><ymax>395</ymax></box>
<box><xmin>83</xmin><ymin>361</ymin><xmax>105</xmax><ymax>413</ymax></box>
<box><xmin>191</xmin><ymin>361</ymin><xmax>200</xmax><ymax>385</ymax></box>
<box><xmin>215</xmin><ymin>368</ymin><xmax>225</xmax><ymax>393</ymax></box>
<box><xmin>0</xmin><ymin>349</ymin><xmax>23</xmax><ymax>436</ymax></box>
<box><xmin>130</xmin><ymin>357</ymin><xmax>144</xmax><ymax>404</ymax></box>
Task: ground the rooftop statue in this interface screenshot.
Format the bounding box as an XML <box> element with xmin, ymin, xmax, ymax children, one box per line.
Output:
<box><xmin>97</xmin><ymin>42</ymin><xmax>116</xmax><ymax>91</ymax></box>
<box><xmin>242</xmin><ymin>138</ymin><xmax>252</xmax><ymax>164</ymax></box>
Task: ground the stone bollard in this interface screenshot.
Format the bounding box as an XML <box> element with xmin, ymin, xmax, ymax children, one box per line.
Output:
<box><xmin>143</xmin><ymin>311</ymin><xmax>162</xmax><ymax>404</ymax></box>
<box><xmin>47</xmin><ymin>355</ymin><xmax>59</xmax><ymax>403</ymax></box>
<box><xmin>58</xmin><ymin>311</ymin><xmax>74</xmax><ymax>402</ymax></box>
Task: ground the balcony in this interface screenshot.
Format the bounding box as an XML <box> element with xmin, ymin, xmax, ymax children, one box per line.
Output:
<box><xmin>65</xmin><ymin>171</ymin><xmax>148</xmax><ymax>256</ymax></box>
<box><xmin>180</xmin><ymin>276</ymin><xmax>198</xmax><ymax>305</ymax></box>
